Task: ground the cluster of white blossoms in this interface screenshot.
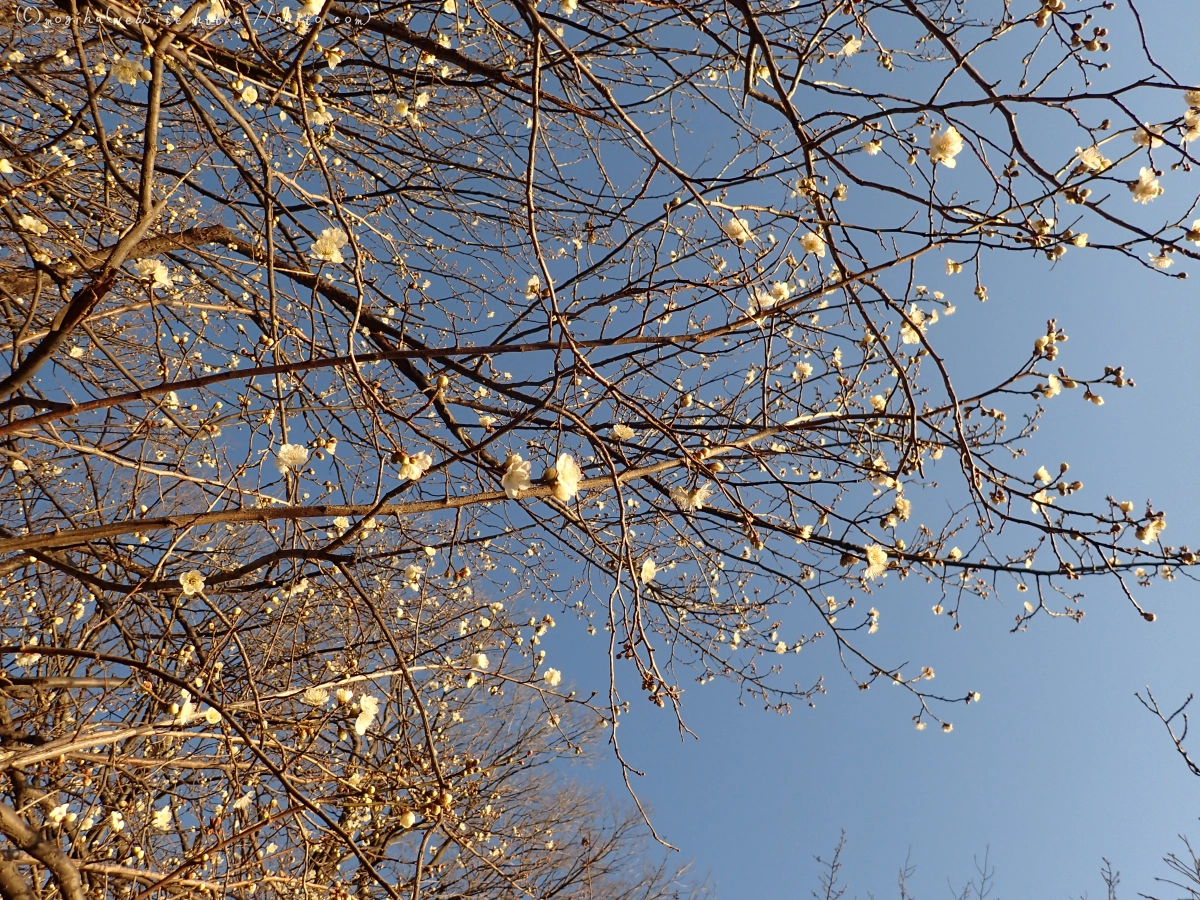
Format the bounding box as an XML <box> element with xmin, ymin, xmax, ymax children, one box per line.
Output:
<box><xmin>179</xmin><ymin>570</ymin><xmax>205</xmax><ymax>596</ymax></box>
<box><xmin>501</xmin><ymin>453</ymin><xmax>532</xmax><ymax>498</ymax></box>
<box><xmin>17</xmin><ymin>214</ymin><xmax>48</xmax><ymax>236</ymax></box>
<box><xmin>275</xmin><ymin>442</ymin><xmax>310</xmax><ymax>474</ymax></box>
<box><xmin>800</xmin><ymin>231</ymin><xmax>826</xmax><ymax>258</ymax></box>
<box><xmin>354</xmin><ymin>695</ymin><xmax>379</xmax><ymax>735</ymax></box>
<box><xmin>546</xmin><ymin>453</ymin><xmax>582</xmax><ymax>502</ymax></box>
<box><xmin>396</xmin><ymin>450</ymin><xmax>434</xmax><ymax>481</ymax></box>
<box><xmin>1130</xmin><ymin>167</ymin><xmax>1164</xmax><ymax>204</ymax></box>
<box><xmin>722</xmin><ymin>216</ymin><xmax>754</xmax><ymax>245</ymax></box>
<box><xmin>133</xmin><ymin>258</ymin><xmax>172</xmax><ymax>289</ymax></box>
<box><xmin>929</xmin><ymin>125</ymin><xmax>964</xmax><ymax>167</ymax></box>
<box><xmin>309</xmin><ymin>227</ymin><xmax>350</xmax><ymax>264</ymax></box>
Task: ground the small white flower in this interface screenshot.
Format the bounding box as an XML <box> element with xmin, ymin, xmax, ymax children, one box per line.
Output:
<box><xmin>471</xmin><ymin>652</ymin><xmax>489</xmax><ymax>670</ymax></box>
<box><xmin>611</xmin><ymin>423</ymin><xmax>635</xmax><ymax>440</ymax></box>
<box><xmin>929</xmin><ymin>125</ymin><xmax>964</xmax><ymax>167</ymax></box>
<box><xmin>800</xmin><ymin>231</ymin><xmax>826</xmax><ymax>258</ymax></box>
<box><xmin>501</xmin><ymin>453</ymin><xmax>532</xmax><ymax>498</ymax></box>
<box><xmin>48</xmin><ymin>804</ymin><xmax>70</xmax><ymax>826</ymax></box>
<box><xmin>152</xmin><ymin>806</ymin><xmax>172</xmax><ymax>830</ymax></box>
<box><xmin>863</xmin><ymin>139</ymin><xmax>882</xmax><ymax>155</ymax></box>
<box><xmin>336</xmin><ymin>687</ymin><xmax>354</xmax><ymax>704</ymax></box>
<box><xmin>109</xmin><ymin>811</ymin><xmax>125</xmax><ymax>833</ymax></box>
<box><xmin>134</xmin><ymin>258</ymin><xmax>172</xmax><ymax>289</ymax></box>
<box><xmin>111</xmin><ymin>55</ymin><xmax>148</xmax><ymax>86</ymax></box>
<box><xmin>549</xmin><ymin>453</ymin><xmax>582</xmax><ymax>501</ymax></box>
<box><xmin>1132</xmin><ymin>123</ymin><xmax>1164</xmax><ymax>149</ymax></box>
<box><xmin>863</xmin><ymin>544</ymin><xmax>888</xmax><ymax>580</ymax></box>
<box><xmin>179</xmin><ymin>570</ymin><xmax>205</xmax><ymax>596</ymax></box>
<box><xmin>839</xmin><ymin>35</ymin><xmax>862</xmax><ymax>56</ymax></box>
<box><xmin>310</xmin><ymin>227</ymin><xmax>349</xmax><ymax>264</ymax></box>
<box><xmin>1130</xmin><ymin>167</ymin><xmax>1164</xmax><ymax>204</ymax></box>
<box><xmin>240</xmin><ymin>85</ymin><xmax>258</xmax><ymax>104</ymax></box>
<box><xmin>275</xmin><ymin>443</ymin><xmax>309</xmax><ymax>474</ymax></box>
<box><xmin>354</xmin><ymin>695</ymin><xmax>379</xmax><ymax>735</ymax></box>
<box><xmin>640</xmin><ymin>558</ymin><xmax>657</xmax><ymax>584</ymax></box>
<box><xmin>1075</xmin><ymin>145</ymin><xmax>1111</xmax><ymax>172</ymax></box>
<box><xmin>722</xmin><ymin>216</ymin><xmax>754</xmax><ymax>245</ymax></box>
<box><xmin>397</xmin><ymin>451</ymin><xmax>434</xmax><ymax>481</ymax></box>
<box><xmin>0</xmin><ymin>159</ymin><xmax>13</xmax><ymax>174</ymax></box>
<box><xmin>543</xmin><ymin>668</ymin><xmax>562</xmax><ymax>687</ymax></box>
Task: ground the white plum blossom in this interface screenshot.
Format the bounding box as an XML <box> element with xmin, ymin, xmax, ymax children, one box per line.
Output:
<box><xmin>1075</xmin><ymin>145</ymin><xmax>1111</xmax><ymax>172</ymax></box>
<box><xmin>275</xmin><ymin>443</ymin><xmax>309</xmax><ymax>474</ymax></box>
<box><xmin>179</xmin><ymin>570</ymin><xmax>205</xmax><ymax>596</ymax></box>
<box><xmin>640</xmin><ymin>558</ymin><xmax>657</xmax><ymax>584</ymax></box>
<box><xmin>471</xmin><ymin>652</ymin><xmax>489</xmax><ymax>670</ymax></box>
<box><xmin>310</xmin><ymin>227</ymin><xmax>349</xmax><ymax>264</ymax></box>
<box><xmin>1132</xmin><ymin>123</ymin><xmax>1164</xmax><ymax>149</ymax></box>
<box><xmin>240</xmin><ymin>84</ymin><xmax>258</xmax><ymax>105</ymax></box>
<box><xmin>543</xmin><ymin>668</ymin><xmax>562</xmax><ymax>687</ymax></box>
<box><xmin>929</xmin><ymin>125</ymin><xmax>964</xmax><ymax>167</ymax></box>
<box><xmin>611</xmin><ymin>423</ymin><xmax>635</xmax><ymax>440</ymax></box>
<box><xmin>109</xmin><ymin>811</ymin><xmax>125</xmax><ymax>833</ymax></box>
<box><xmin>355</xmin><ymin>695</ymin><xmax>379</xmax><ymax>735</ymax></box>
<box><xmin>863</xmin><ymin>139</ymin><xmax>882</xmax><ymax>155</ymax></box>
<box><xmin>111</xmin><ymin>55</ymin><xmax>149</xmax><ymax>86</ymax></box>
<box><xmin>800</xmin><ymin>231</ymin><xmax>826</xmax><ymax>258</ymax></box>
<box><xmin>397</xmin><ymin>451</ymin><xmax>434</xmax><ymax>481</ymax></box>
<box><xmin>0</xmin><ymin>159</ymin><xmax>12</xmax><ymax>174</ymax></box>
<box><xmin>839</xmin><ymin>35</ymin><xmax>863</xmax><ymax>56</ymax></box>
<box><xmin>863</xmin><ymin>544</ymin><xmax>888</xmax><ymax>579</ymax></box>
<box><xmin>670</xmin><ymin>484</ymin><xmax>712</xmax><ymax>512</ymax></box>
<box><xmin>134</xmin><ymin>258</ymin><xmax>171</xmax><ymax>289</ymax></box>
<box><xmin>722</xmin><ymin>216</ymin><xmax>754</xmax><ymax>245</ymax></box>
<box><xmin>549</xmin><ymin>453</ymin><xmax>582</xmax><ymax>501</ymax></box>
<box><xmin>1130</xmin><ymin>167</ymin><xmax>1164</xmax><ymax>204</ymax></box>
<box><xmin>303</xmin><ymin>686</ymin><xmax>330</xmax><ymax>706</ymax></box>
<box><xmin>501</xmin><ymin>453</ymin><xmax>532</xmax><ymax>498</ymax></box>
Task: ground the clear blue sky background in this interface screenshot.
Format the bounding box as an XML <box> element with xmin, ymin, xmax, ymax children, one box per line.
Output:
<box><xmin>537</xmin><ymin>5</ymin><xmax>1200</xmax><ymax>897</ymax></box>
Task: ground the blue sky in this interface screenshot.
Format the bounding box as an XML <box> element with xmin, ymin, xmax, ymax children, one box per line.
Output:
<box><xmin>535</xmin><ymin>5</ymin><xmax>1200</xmax><ymax>896</ymax></box>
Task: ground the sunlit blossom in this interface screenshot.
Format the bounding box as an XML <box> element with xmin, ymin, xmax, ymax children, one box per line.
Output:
<box><xmin>800</xmin><ymin>231</ymin><xmax>826</xmax><ymax>258</ymax></box>
<box><xmin>929</xmin><ymin>125</ymin><xmax>964</xmax><ymax>167</ymax></box>
<box><xmin>397</xmin><ymin>451</ymin><xmax>434</xmax><ymax>481</ymax></box>
<box><xmin>275</xmin><ymin>443</ymin><xmax>309</xmax><ymax>474</ymax></box>
<box><xmin>548</xmin><ymin>453</ymin><xmax>582</xmax><ymax>501</ymax></box>
<box><xmin>722</xmin><ymin>216</ymin><xmax>754</xmax><ymax>245</ymax></box>
<box><xmin>1130</xmin><ymin>167</ymin><xmax>1164</xmax><ymax>204</ymax></box>
<box><xmin>501</xmin><ymin>453</ymin><xmax>532</xmax><ymax>498</ymax></box>
<box><xmin>310</xmin><ymin>227</ymin><xmax>349</xmax><ymax>264</ymax></box>
<box><xmin>179</xmin><ymin>570</ymin><xmax>205</xmax><ymax>596</ymax></box>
